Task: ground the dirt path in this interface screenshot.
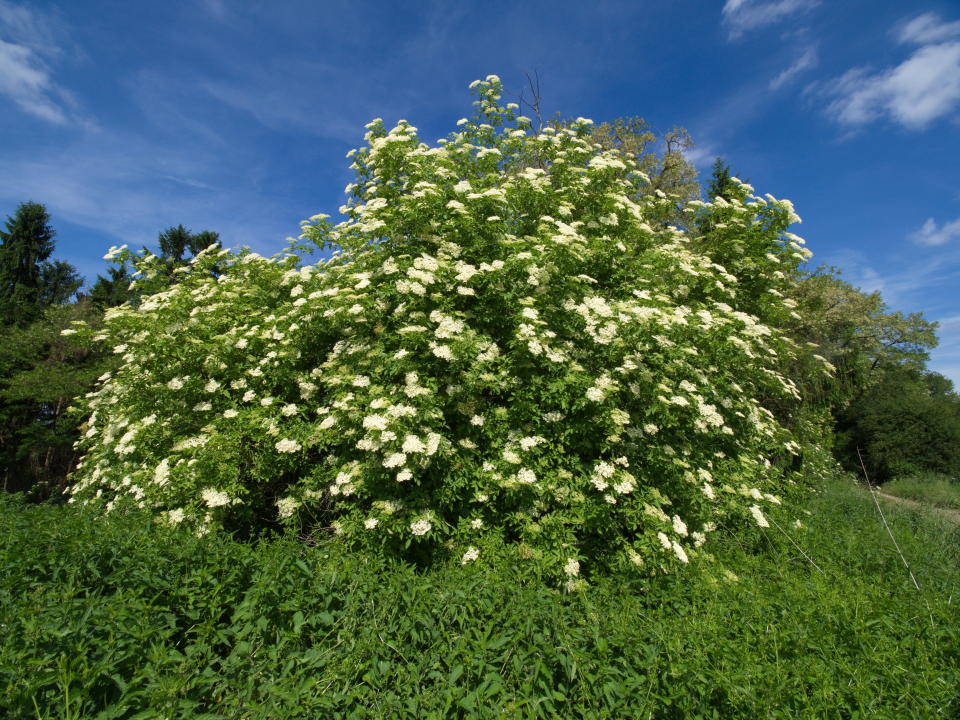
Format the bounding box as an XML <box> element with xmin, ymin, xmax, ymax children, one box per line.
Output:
<box><xmin>873</xmin><ymin>490</ymin><xmax>960</xmax><ymax>524</ymax></box>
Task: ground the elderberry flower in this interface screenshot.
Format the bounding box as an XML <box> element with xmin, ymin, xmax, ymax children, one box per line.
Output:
<box><xmin>383</xmin><ymin>452</ymin><xmax>406</xmax><ymax>468</ymax></box>
<box><xmin>749</xmin><ymin>505</ymin><xmax>769</xmax><ymax>528</ymax></box>
<box><xmin>276</xmin><ymin>497</ymin><xmax>299</xmax><ymax>518</ymax></box>
<box><xmin>201</xmin><ymin>488</ymin><xmax>231</xmax><ymax>508</ymax></box>
<box><xmin>517</xmin><ymin>468</ymin><xmax>537</xmax><ymax>484</ymax></box>
<box><xmin>275</xmin><ymin>438</ymin><xmax>301</xmax><ymax>453</ymax></box>
<box><xmin>410</xmin><ymin>519</ymin><xmax>432</xmax><ymax>536</ymax></box>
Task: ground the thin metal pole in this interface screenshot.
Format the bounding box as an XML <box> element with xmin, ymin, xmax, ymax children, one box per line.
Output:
<box><xmin>857</xmin><ymin>447</ymin><xmax>921</xmax><ymax>591</ymax></box>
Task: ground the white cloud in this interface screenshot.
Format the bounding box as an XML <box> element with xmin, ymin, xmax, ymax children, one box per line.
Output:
<box><xmin>927</xmin><ymin>314</ymin><xmax>960</xmax><ymax>389</ymax></box>
<box><xmin>721</xmin><ymin>0</ymin><xmax>819</xmax><ymax>40</ymax></box>
<box><xmin>812</xmin><ymin>246</ymin><xmax>960</xmax><ymax>388</ymax></box>
<box><xmin>0</xmin><ymin>131</ymin><xmax>294</xmax><ymax>265</ymax></box>
<box><xmin>0</xmin><ymin>0</ymin><xmax>59</xmax><ymax>48</ymax></box>
<box><xmin>816</xmin><ymin>244</ymin><xmax>960</xmax><ymax>309</ymax></box>
<box><xmin>770</xmin><ymin>45</ymin><xmax>818</xmax><ymax>90</ymax></box>
<box><xmin>0</xmin><ymin>2</ymin><xmax>79</xmax><ymax>125</ymax></box>
<box><xmin>682</xmin><ymin>144</ymin><xmax>718</xmax><ymax>171</ymax></box>
<box><xmin>897</xmin><ymin>12</ymin><xmax>960</xmax><ymax>45</ymax></box>
<box><xmin>0</xmin><ymin>39</ymin><xmax>67</xmax><ymax>123</ymax></box>
<box><xmin>841</xmin><ymin>261</ymin><xmax>886</xmax><ymax>297</ymax></box>
<box><xmin>197</xmin><ymin>59</ymin><xmax>393</xmax><ymax>142</ymax></box>
<box><xmin>820</xmin><ymin>14</ymin><xmax>960</xmax><ymax>130</ymax></box>
<box><xmin>909</xmin><ymin>217</ymin><xmax>960</xmax><ymax>247</ymax></box>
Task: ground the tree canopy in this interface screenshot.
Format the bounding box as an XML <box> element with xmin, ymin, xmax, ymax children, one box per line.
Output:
<box><xmin>837</xmin><ymin>365</ymin><xmax>960</xmax><ymax>481</ymax></box>
<box><xmin>786</xmin><ymin>267</ymin><xmax>938</xmax><ymax>410</ymax></box>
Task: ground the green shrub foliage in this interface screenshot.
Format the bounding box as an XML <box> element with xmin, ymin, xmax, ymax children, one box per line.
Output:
<box><xmin>67</xmin><ymin>76</ymin><xmax>822</xmax><ymax>583</ymax></box>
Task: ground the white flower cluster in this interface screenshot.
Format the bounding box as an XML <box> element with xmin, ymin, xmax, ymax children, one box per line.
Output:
<box><xmin>201</xmin><ymin>488</ymin><xmax>231</xmax><ymax>508</ymax></box>
<box><xmin>275</xmin><ymin>438</ymin><xmax>301</xmax><ymax>454</ymax></box>
<box><xmin>410</xmin><ymin>519</ymin><xmax>432</xmax><ymax>536</ymax></box>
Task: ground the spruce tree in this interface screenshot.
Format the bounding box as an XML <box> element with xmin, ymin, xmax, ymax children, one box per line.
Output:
<box><xmin>38</xmin><ymin>260</ymin><xmax>82</xmax><ymax>307</ymax></box>
<box><xmin>0</xmin><ymin>202</ymin><xmax>57</xmax><ymax>325</ymax></box>
<box><xmin>707</xmin><ymin>157</ymin><xmax>736</xmax><ymax>201</ymax></box>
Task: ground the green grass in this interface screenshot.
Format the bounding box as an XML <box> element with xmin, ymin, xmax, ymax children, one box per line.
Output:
<box><xmin>882</xmin><ymin>473</ymin><xmax>960</xmax><ymax>511</ymax></box>
<box><xmin>2</xmin><ymin>475</ymin><xmax>958</xmax><ymax>719</ymax></box>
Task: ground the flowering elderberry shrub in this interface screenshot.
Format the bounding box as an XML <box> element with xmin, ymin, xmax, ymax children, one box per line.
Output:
<box><xmin>67</xmin><ymin>76</ymin><xmax>823</xmax><ymax>586</ymax></box>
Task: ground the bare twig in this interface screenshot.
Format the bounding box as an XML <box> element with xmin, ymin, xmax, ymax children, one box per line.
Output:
<box><xmin>521</xmin><ymin>70</ymin><xmax>544</xmax><ymax>131</ymax></box>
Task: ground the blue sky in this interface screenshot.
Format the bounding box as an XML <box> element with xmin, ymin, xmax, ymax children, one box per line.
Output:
<box><xmin>1</xmin><ymin>0</ymin><xmax>959</xmax><ymax>383</ymax></box>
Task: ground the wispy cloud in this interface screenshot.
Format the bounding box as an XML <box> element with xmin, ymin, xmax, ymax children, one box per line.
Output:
<box><xmin>897</xmin><ymin>11</ymin><xmax>960</xmax><ymax>45</ymax></box>
<box><xmin>0</xmin><ymin>130</ymin><xmax>297</xmax><ymax>262</ymax></box>
<box><xmin>201</xmin><ymin>75</ymin><xmax>358</xmax><ymax>141</ymax></box>
<box><xmin>683</xmin><ymin>143</ymin><xmax>718</xmax><ymax>171</ymax></box>
<box><xmin>770</xmin><ymin>45</ymin><xmax>817</xmax><ymax>90</ymax></box>
<box><xmin>0</xmin><ymin>39</ymin><xmax>68</xmax><ymax>123</ymax></box>
<box><xmin>0</xmin><ymin>1</ymin><xmax>82</xmax><ymax>125</ymax></box>
<box><xmin>815</xmin><ymin>244</ymin><xmax>960</xmax><ymax>386</ymax></box>
<box><xmin>818</xmin><ymin>243</ymin><xmax>960</xmax><ymax>311</ymax></box>
<box><xmin>909</xmin><ymin>217</ymin><xmax>960</xmax><ymax>247</ymax></box>
<box><xmin>194</xmin><ymin>53</ymin><xmax>408</xmax><ymax>143</ymax></box>
<box><xmin>721</xmin><ymin>0</ymin><xmax>819</xmax><ymax>40</ymax></box>
<box><xmin>819</xmin><ymin>13</ymin><xmax>960</xmax><ymax>131</ymax></box>
<box><xmin>927</xmin><ymin>313</ymin><xmax>960</xmax><ymax>387</ymax></box>
<box><xmin>820</xmin><ymin>249</ymin><xmax>888</xmax><ymax>296</ymax></box>
<box><xmin>0</xmin><ymin>0</ymin><xmax>60</xmax><ymax>48</ymax></box>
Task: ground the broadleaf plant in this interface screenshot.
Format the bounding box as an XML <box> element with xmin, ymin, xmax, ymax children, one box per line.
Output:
<box><xmin>67</xmin><ymin>76</ymin><xmax>822</xmax><ymax>587</ymax></box>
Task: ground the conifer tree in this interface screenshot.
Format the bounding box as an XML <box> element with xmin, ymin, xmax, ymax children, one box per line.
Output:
<box><xmin>91</xmin><ymin>265</ymin><xmax>134</xmax><ymax>309</ymax></box>
<box><xmin>0</xmin><ymin>202</ymin><xmax>56</xmax><ymax>325</ymax></box>
<box><xmin>0</xmin><ymin>202</ymin><xmax>80</xmax><ymax>325</ymax></box>
<box><xmin>158</xmin><ymin>225</ymin><xmax>220</xmax><ymax>267</ymax></box>
<box><xmin>707</xmin><ymin>157</ymin><xmax>739</xmax><ymax>201</ymax></box>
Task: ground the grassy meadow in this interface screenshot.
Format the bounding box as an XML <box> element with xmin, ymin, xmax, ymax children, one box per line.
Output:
<box><xmin>881</xmin><ymin>473</ymin><xmax>960</xmax><ymax>511</ymax></box>
<box><xmin>2</xmin><ymin>473</ymin><xmax>958</xmax><ymax>719</ymax></box>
